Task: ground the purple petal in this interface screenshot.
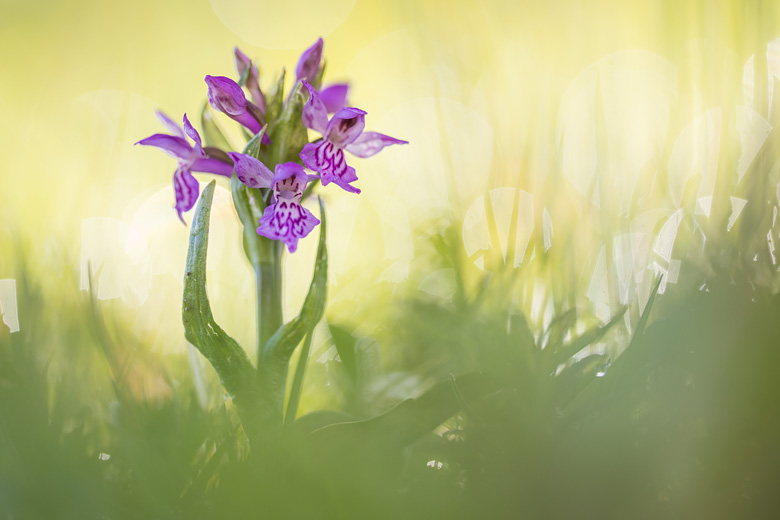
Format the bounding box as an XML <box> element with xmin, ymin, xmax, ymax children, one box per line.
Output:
<box><xmin>135</xmin><ymin>134</ymin><xmax>192</xmax><ymax>161</ymax></box>
<box><xmin>301</xmin><ymin>80</ymin><xmax>328</xmax><ymax>134</ymax></box>
<box><xmin>155</xmin><ymin>110</ymin><xmax>185</xmax><ymax>138</ymax></box>
<box><xmin>320</xmin><ymin>83</ymin><xmax>349</xmax><ymax>113</ymax></box>
<box><xmin>295</xmin><ymin>38</ymin><xmax>323</xmax><ymax>83</ymax></box>
<box><xmin>191</xmin><ymin>157</ymin><xmax>234</xmax><ymax>177</ymax></box>
<box><xmin>173</xmin><ymin>168</ymin><xmax>200</xmax><ymax>223</ymax></box>
<box><xmin>182</xmin><ymin>114</ymin><xmax>205</xmax><ymax>157</ymax></box>
<box><xmin>300</xmin><ymin>141</ymin><xmax>360</xmax><ymax>194</ymax></box>
<box><xmin>345</xmin><ymin>131</ymin><xmax>409</xmax><ymax>158</ymax></box>
<box><xmin>227</xmin><ymin>152</ymin><xmax>274</xmax><ymax>188</ymax></box>
<box><xmin>256</xmin><ymin>200</ymin><xmax>320</xmax><ymax>253</ymax></box>
<box><xmin>231</xmin><ymin>111</ymin><xmax>262</xmax><ymax>134</ymax></box>
<box><xmin>325</xmin><ymin>107</ymin><xmax>366</xmax><ymax>147</ymax></box>
<box><xmin>205</xmin><ymin>75</ymin><xmax>247</xmax><ymax>116</ymax></box>
<box><xmin>273</xmin><ymin>162</ymin><xmax>307</xmax><ymax>185</ymax></box>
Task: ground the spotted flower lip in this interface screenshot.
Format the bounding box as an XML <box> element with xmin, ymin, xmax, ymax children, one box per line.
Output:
<box><xmin>205</xmin><ymin>75</ymin><xmax>266</xmax><ymax>137</ymax></box>
<box><xmin>234</xmin><ymin>47</ymin><xmax>266</xmax><ymax>114</ymax></box>
<box><xmin>299</xmin><ymin>80</ymin><xmax>408</xmax><ymax>193</ymax></box>
<box><xmin>136</xmin><ymin>112</ymin><xmax>233</xmax><ymax>223</ymax></box>
<box><xmin>256</xmin><ymin>162</ymin><xmax>320</xmax><ymax>253</ymax></box>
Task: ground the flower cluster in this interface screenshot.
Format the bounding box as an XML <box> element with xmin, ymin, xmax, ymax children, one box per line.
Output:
<box><xmin>136</xmin><ymin>38</ymin><xmax>407</xmax><ymax>252</ymax></box>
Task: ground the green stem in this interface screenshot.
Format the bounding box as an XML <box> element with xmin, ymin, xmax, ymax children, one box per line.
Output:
<box><xmin>257</xmin><ymin>242</ymin><xmax>283</xmax><ymax>360</ymax></box>
<box><xmin>284</xmin><ymin>330</ymin><xmax>314</xmax><ymax>430</ymax></box>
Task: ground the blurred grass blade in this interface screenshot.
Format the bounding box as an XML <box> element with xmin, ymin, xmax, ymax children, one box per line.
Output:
<box><xmin>183</xmin><ymin>181</ymin><xmax>258</xmax><ymax>406</ymax></box>
<box><xmin>308</xmin><ymin>372</ymin><xmax>496</xmax><ymax>448</ymax></box>
<box><xmin>284</xmin><ymin>330</ymin><xmax>314</xmax><ymax>429</ymax></box>
<box><xmin>550</xmin><ymin>307</ymin><xmax>626</xmax><ymax>367</ymax></box>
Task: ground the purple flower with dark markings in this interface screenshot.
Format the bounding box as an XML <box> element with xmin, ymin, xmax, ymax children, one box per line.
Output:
<box><xmin>299</xmin><ymin>80</ymin><xmax>408</xmax><ymax>194</ymax></box>
<box><xmin>234</xmin><ymin>47</ymin><xmax>266</xmax><ymax>114</ymax></box>
<box><xmin>295</xmin><ymin>38</ymin><xmax>323</xmax><ymax>84</ymax></box>
<box><xmin>136</xmin><ymin>112</ymin><xmax>233</xmax><ymax>223</ymax></box>
<box><xmin>255</xmin><ymin>162</ymin><xmax>320</xmax><ymax>253</ymax></box>
<box><xmin>205</xmin><ymin>75</ymin><xmax>268</xmax><ymax>145</ymax></box>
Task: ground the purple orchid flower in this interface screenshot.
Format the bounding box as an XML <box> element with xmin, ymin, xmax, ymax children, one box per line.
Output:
<box><xmin>252</xmin><ymin>161</ymin><xmax>320</xmax><ymax>253</ymax></box>
<box><xmin>205</xmin><ymin>75</ymin><xmax>270</xmax><ymax>144</ymax></box>
<box><xmin>234</xmin><ymin>47</ymin><xmax>267</xmax><ymax>114</ymax></box>
<box><xmin>136</xmin><ymin>112</ymin><xmax>233</xmax><ymax>223</ymax></box>
<box><xmin>299</xmin><ymin>80</ymin><xmax>408</xmax><ymax>194</ymax></box>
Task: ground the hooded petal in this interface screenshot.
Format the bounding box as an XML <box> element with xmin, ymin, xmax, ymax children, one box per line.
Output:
<box><xmin>173</xmin><ymin>168</ymin><xmax>200</xmax><ymax>223</ymax></box>
<box><xmin>272</xmin><ymin>161</ymin><xmax>307</xmax><ymax>186</ymax></box>
<box><xmin>182</xmin><ymin>114</ymin><xmax>206</xmax><ymax>158</ymax></box>
<box><xmin>301</xmin><ymin>80</ymin><xmax>328</xmax><ymax>134</ymax></box>
<box><xmin>295</xmin><ymin>37</ymin><xmax>323</xmax><ymax>83</ymax></box>
<box><xmin>300</xmin><ymin>141</ymin><xmax>360</xmax><ymax>193</ymax></box>
<box><xmin>227</xmin><ymin>152</ymin><xmax>274</xmax><ymax>188</ymax></box>
<box><xmin>155</xmin><ymin>110</ymin><xmax>185</xmax><ymax>138</ymax></box>
<box><xmin>345</xmin><ymin>131</ymin><xmax>409</xmax><ymax>158</ymax></box>
<box><xmin>325</xmin><ymin>107</ymin><xmax>366</xmax><ymax>146</ymax></box>
<box><xmin>135</xmin><ymin>134</ymin><xmax>192</xmax><ymax>161</ymax></box>
<box><xmin>256</xmin><ymin>200</ymin><xmax>320</xmax><ymax>253</ymax></box>
<box><xmin>205</xmin><ymin>75</ymin><xmax>247</xmax><ymax>116</ymax></box>
<box><xmin>319</xmin><ymin>83</ymin><xmax>349</xmax><ymax>113</ymax></box>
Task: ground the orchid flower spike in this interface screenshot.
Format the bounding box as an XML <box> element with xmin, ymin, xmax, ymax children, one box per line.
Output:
<box><xmin>299</xmin><ymin>80</ymin><xmax>408</xmax><ymax>193</ymax></box>
<box><xmin>254</xmin><ymin>161</ymin><xmax>320</xmax><ymax>253</ymax></box>
<box><xmin>234</xmin><ymin>47</ymin><xmax>267</xmax><ymax>114</ymax></box>
<box><xmin>136</xmin><ymin>112</ymin><xmax>233</xmax><ymax>223</ymax></box>
<box><xmin>205</xmin><ymin>75</ymin><xmax>269</xmax><ymax>144</ymax></box>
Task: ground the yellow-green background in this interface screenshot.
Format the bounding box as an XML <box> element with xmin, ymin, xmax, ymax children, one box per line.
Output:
<box><xmin>2</xmin><ymin>0</ymin><xmax>779</xmax><ymax>400</ymax></box>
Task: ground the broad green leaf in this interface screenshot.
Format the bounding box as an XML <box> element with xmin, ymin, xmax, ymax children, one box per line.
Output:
<box><xmin>182</xmin><ymin>181</ymin><xmax>258</xmax><ymax>405</ymax></box>
<box><xmin>199</xmin><ymin>102</ymin><xmax>232</xmax><ymax>150</ymax></box>
<box><xmin>268</xmin><ymin>82</ymin><xmax>308</xmax><ymax>166</ymax></box>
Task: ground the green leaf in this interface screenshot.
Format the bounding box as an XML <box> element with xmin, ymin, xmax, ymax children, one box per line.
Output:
<box><xmin>257</xmin><ymin>198</ymin><xmax>328</xmax><ymax>428</ymax></box>
<box><xmin>199</xmin><ymin>102</ymin><xmax>232</xmax><ymax>150</ymax></box>
<box><xmin>308</xmin><ymin>372</ymin><xmax>497</xmax><ymax>448</ymax></box>
<box><xmin>268</xmin><ymin>82</ymin><xmax>309</xmax><ymax>166</ymax></box>
<box><xmin>265</xmin><ymin>68</ymin><xmax>286</xmax><ymax>124</ymax></box>
<box><xmin>182</xmin><ymin>181</ymin><xmax>261</xmax><ymax>430</ymax></box>
<box><xmin>262</xmin><ymin>197</ymin><xmax>328</xmax><ymax>364</ymax></box>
